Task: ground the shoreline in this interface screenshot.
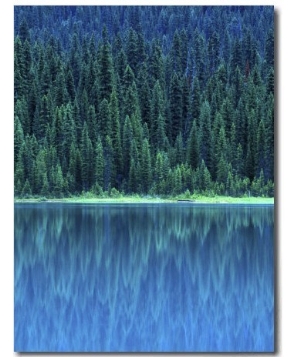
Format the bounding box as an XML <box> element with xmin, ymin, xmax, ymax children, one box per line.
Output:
<box><xmin>14</xmin><ymin>196</ymin><xmax>274</xmax><ymax>205</ymax></box>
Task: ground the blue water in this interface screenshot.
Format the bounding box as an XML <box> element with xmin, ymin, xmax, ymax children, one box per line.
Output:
<box><xmin>14</xmin><ymin>203</ymin><xmax>274</xmax><ymax>352</ymax></box>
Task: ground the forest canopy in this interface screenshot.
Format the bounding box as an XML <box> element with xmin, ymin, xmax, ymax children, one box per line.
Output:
<box><xmin>14</xmin><ymin>6</ymin><xmax>274</xmax><ymax>198</ymax></box>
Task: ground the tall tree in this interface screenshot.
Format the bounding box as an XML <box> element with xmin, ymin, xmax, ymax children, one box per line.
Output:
<box><xmin>187</xmin><ymin>120</ymin><xmax>200</xmax><ymax>170</ymax></box>
<box><xmin>168</xmin><ymin>72</ymin><xmax>182</xmax><ymax>144</ymax></box>
<box><xmin>99</xmin><ymin>25</ymin><xmax>114</xmax><ymax>101</ymax></box>
<box><xmin>109</xmin><ymin>89</ymin><xmax>122</xmax><ymax>187</ymax></box>
<box><xmin>95</xmin><ymin>136</ymin><xmax>104</xmax><ymax>188</ymax></box>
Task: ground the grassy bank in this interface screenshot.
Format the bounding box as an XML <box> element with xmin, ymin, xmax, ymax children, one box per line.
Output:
<box><xmin>14</xmin><ymin>194</ymin><xmax>274</xmax><ymax>205</ymax></box>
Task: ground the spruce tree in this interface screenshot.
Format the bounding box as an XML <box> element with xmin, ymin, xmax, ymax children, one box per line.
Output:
<box><xmin>122</xmin><ymin>115</ymin><xmax>133</xmax><ymax>180</ymax></box>
<box><xmin>109</xmin><ymin>89</ymin><xmax>122</xmax><ymax>187</ymax></box>
<box><xmin>95</xmin><ymin>137</ymin><xmax>104</xmax><ymax>188</ymax></box>
<box><xmin>99</xmin><ymin>26</ymin><xmax>114</xmax><ymax>101</ymax></box>
<box><xmin>169</xmin><ymin>72</ymin><xmax>183</xmax><ymax>144</ymax></box>
<box><xmin>80</xmin><ymin>122</ymin><xmax>93</xmax><ymax>191</ymax></box>
<box><xmin>187</xmin><ymin>120</ymin><xmax>200</xmax><ymax>170</ymax></box>
<box><xmin>141</xmin><ymin>139</ymin><xmax>152</xmax><ymax>194</ymax></box>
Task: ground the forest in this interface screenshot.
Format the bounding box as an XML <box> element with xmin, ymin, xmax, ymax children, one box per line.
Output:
<box><xmin>14</xmin><ymin>6</ymin><xmax>274</xmax><ymax>198</ymax></box>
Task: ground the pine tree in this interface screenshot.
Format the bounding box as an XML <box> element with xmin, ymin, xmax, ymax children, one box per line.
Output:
<box><xmin>170</xmin><ymin>30</ymin><xmax>182</xmax><ymax>73</ymax></box>
<box><xmin>169</xmin><ymin>72</ymin><xmax>182</xmax><ymax>144</ymax></box>
<box><xmin>141</xmin><ymin>139</ymin><xmax>152</xmax><ymax>193</ymax></box>
<box><xmin>174</xmin><ymin>133</ymin><xmax>184</xmax><ymax>165</ymax></box>
<box><xmin>80</xmin><ymin>122</ymin><xmax>93</xmax><ymax>191</ymax></box>
<box><xmin>34</xmin><ymin>149</ymin><xmax>47</xmax><ymax>194</ymax></box>
<box><xmin>41</xmin><ymin>173</ymin><xmax>49</xmax><ymax>197</ymax></box>
<box><xmin>103</xmin><ymin>135</ymin><xmax>114</xmax><ymax>191</ymax></box>
<box><xmin>193</xmin><ymin>30</ymin><xmax>207</xmax><ymax>86</ymax></box>
<box><xmin>22</xmin><ymin>178</ymin><xmax>32</xmax><ymax>198</ymax></box>
<box><xmin>264</xmin><ymin>94</ymin><xmax>274</xmax><ymax>181</ymax></box>
<box><xmin>149</xmin><ymin>41</ymin><xmax>164</xmax><ymax>88</ymax></box>
<box><xmin>208</xmin><ymin>31</ymin><xmax>220</xmax><ymax>74</ymax></box>
<box><xmin>137</xmin><ymin>63</ymin><xmax>151</xmax><ymax>129</ymax></box>
<box><xmin>181</xmin><ymin>76</ymin><xmax>190</xmax><ymax>137</ymax></box>
<box><xmin>99</xmin><ymin>26</ymin><xmax>114</xmax><ymax>101</ymax></box>
<box><xmin>232</xmin><ymin>66</ymin><xmax>244</xmax><ymax>108</ymax></box>
<box><xmin>187</xmin><ymin>120</ymin><xmax>200</xmax><ymax>170</ymax></box>
<box><xmin>174</xmin><ymin>166</ymin><xmax>183</xmax><ymax>195</ymax></box>
<box><xmin>266</xmin><ymin>68</ymin><xmax>274</xmax><ymax>95</ymax></box>
<box><xmin>154</xmin><ymin>151</ymin><xmax>165</xmax><ymax>194</ymax></box>
<box><xmin>68</xmin><ymin>142</ymin><xmax>77</xmax><ymax>193</ymax></box>
<box><xmin>199</xmin><ymin>101</ymin><xmax>212</xmax><ymax>172</ymax></box>
<box><xmin>55</xmin><ymin>65</ymin><xmax>69</xmax><ymax>107</ymax></box>
<box><xmin>265</xmin><ymin>28</ymin><xmax>274</xmax><ymax>68</ymax></box>
<box><xmin>151</xmin><ymin>81</ymin><xmax>166</xmax><ymax>149</ymax></box>
<box><xmin>95</xmin><ymin>137</ymin><xmax>104</xmax><ymax>188</ymax></box>
<box><xmin>18</xmin><ymin>18</ymin><xmax>30</xmax><ymax>42</ymax></box>
<box><xmin>87</xmin><ymin>105</ymin><xmax>97</xmax><ymax>147</ymax></box>
<box><xmin>15</xmin><ymin>144</ymin><xmax>26</xmax><ymax>196</ymax></box>
<box><xmin>38</xmin><ymin>94</ymin><xmax>51</xmax><ymax>142</ymax></box>
<box><xmin>109</xmin><ymin>89</ymin><xmax>122</xmax><ymax>187</ymax></box>
<box><xmin>122</xmin><ymin>115</ymin><xmax>133</xmax><ymax>180</ymax></box>
<box><xmin>126</xmin><ymin>27</ymin><xmax>140</xmax><ymax>75</ymax></box>
<box><xmin>62</xmin><ymin>103</ymin><xmax>76</xmax><ymax>174</ymax></box>
<box><xmin>215</xmin><ymin>126</ymin><xmax>228</xmax><ymax>184</ymax></box>
<box><xmin>53</xmin><ymin>163</ymin><xmax>64</xmax><ymax>197</ymax></box>
<box><xmin>230</xmin><ymin>39</ymin><xmax>243</xmax><ymax>75</ymax></box>
<box><xmin>14</xmin><ymin>116</ymin><xmax>24</xmax><ymax>164</ymax></box>
<box><xmin>190</xmin><ymin>77</ymin><xmax>201</xmax><ymax>129</ymax></box>
<box><xmin>256</xmin><ymin>119</ymin><xmax>267</xmax><ymax>176</ymax></box>
<box><xmin>98</xmin><ymin>98</ymin><xmax>111</xmax><ymax>139</ymax></box>
<box><xmin>129</xmin><ymin>158</ymin><xmax>138</xmax><ymax>193</ymax></box>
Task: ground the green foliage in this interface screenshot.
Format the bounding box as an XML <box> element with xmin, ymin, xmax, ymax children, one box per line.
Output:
<box><xmin>110</xmin><ymin>187</ymin><xmax>121</xmax><ymax>198</ymax></box>
<box><xmin>14</xmin><ymin>6</ymin><xmax>274</xmax><ymax>198</ymax></box>
<box><xmin>187</xmin><ymin>120</ymin><xmax>200</xmax><ymax>170</ymax></box>
<box><xmin>169</xmin><ymin>72</ymin><xmax>183</xmax><ymax>144</ymax></box>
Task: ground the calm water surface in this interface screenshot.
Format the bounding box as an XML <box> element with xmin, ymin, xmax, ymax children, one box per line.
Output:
<box><xmin>14</xmin><ymin>203</ymin><xmax>274</xmax><ymax>352</ymax></box>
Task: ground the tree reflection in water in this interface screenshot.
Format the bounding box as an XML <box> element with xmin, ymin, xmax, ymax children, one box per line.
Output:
<box><xmin>14</xmin><ymin>203</ymin><xmax>274</xmax><ymax>352</ymax></box>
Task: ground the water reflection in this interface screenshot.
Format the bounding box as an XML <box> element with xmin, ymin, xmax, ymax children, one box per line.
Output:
<box><xmin>14</xmin><ymin>203</ymin><xmax>274</xmax><ymax>352</ymax></box>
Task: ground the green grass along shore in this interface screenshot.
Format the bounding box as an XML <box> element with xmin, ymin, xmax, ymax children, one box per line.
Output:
<box><xmin>14</xmin><ymin>194</ymin><xmax>274</xmax><ymax>204</ymax></box>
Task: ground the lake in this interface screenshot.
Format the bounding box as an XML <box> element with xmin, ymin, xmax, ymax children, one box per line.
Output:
<box><xmin>14</xmin><ymin>203</ymin><xmax>274</xmax><ymax>352</ymax></box>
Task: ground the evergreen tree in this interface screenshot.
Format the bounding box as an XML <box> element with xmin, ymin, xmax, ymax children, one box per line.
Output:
<box><xmin>190</xmin><ymin>77</ymin><xmax>201</xmax><ymax>129</ymax></box>
<box><xmin>80</xmin><ymin>122</ymin><xmax>93</xmax><ymax>191</ymax></box>
<box><xmin>99</xmin><ymin>26</ymin><xmax>114</xmax><ymax>101</ymax></box>
<box><xmin>103</xmin><ymin>135</ymin><xmax>114</xmax><ymax>191</ymax></box>
<box><xmin>149</xmin><ymin>41</ymin><xmax>164</xmax><ymax>88</ymax></box>
<box><xmin>126</xmin><ymin>27</ymin><xmax>140</xmax><ymax>75</ymax></box>
<box><xmin>68</xmin><ymin>142</ymin><xmax>77</xmax><ymax>193</ymax></box>
<box><xmin>55</xmin><ymin>65</ymin><xmax>69</xmax><ymax>107</ymax></box>
<box><xmin>22</xmin><ymin>178</ymin><xmax>32</xmax><ymax>197</ymax></box>
<box><xmin>141</xmin><ymin>139</ymin><xmax>152</xmax><ymax>193</ymax></box>
<box><xmin>187</xmin><ymin>120</ymin><xmax>200</xmax><ymax>170</ymax></box>
<box><xmin>53</xmin><ymin>163</ymin><xmax>64</xmax><ymax>196</ymax></box>
<box><xmin>33</xmin><ymin>149</ymin><xmax>47</xmax><ymax>194</ymax></box>
<box><xmin>109</xmin><ymin>89</ymin><xmax>122</xmax><ymax>187</ymax></box>
<box><xmin>170</xmin><ymin>30</ymin><xmax>183</xmax><ymax>73</ymax></box>
<box><xmin>95</xmin><ymin>137</ymin><xmax>104</xmax><ymax>188</ymax></box>
<box><xmin>199</xmin><ymin>101</ymin><xmax>212</xmax><ymax>172</ymax></box>
<box><xmin>122</xmin><ymin>115</ymin><xmax>133</xmax><ymax>180</ymax></box>
<box><xmin>98</xmin><ymin>98</ymin><xmax>111</xmax><ymax>139</ymax></box>
<box><xmin>265</xmin><ymin>28</ymin><xmax>274</xmax><ymax>68</ymax></box>
<box><xmin>208</xmin><ymin>31</ymin><xmax>220</xmax><ymax>74</ymax></box>
<box><xmin>14</xmin><ymin>6</ymin><xmax>274</xmax><ymax>198</ymax></box>
<box><xmin>174</xmin><ymin>133</ymin><xmax>184</xmax><ymax>165</ymax></box>
<box><xmin>137</xmin><ymin>64</ymin><xmax>152</xmax><ymax>129</ymax></box>
<box><xmin>14</xmin><ymin>116</ymin><xmax>24</xmax><ymax>163</ymax></box>
<box><xmin>169</xmin><ymin>72</ymin><xmax>182</xmax><ymax>144</ymax></box>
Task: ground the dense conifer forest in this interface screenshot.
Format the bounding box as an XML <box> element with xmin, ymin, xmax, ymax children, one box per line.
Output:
<box><xmin>14</xmin><ymin>6</ymin><xmax>274</xmax><ymax>198</ymax></box>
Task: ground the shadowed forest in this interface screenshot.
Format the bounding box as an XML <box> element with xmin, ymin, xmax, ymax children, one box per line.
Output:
<box><xmin>14</xmin><ymin>6</ymin><xmax>274</xmax><ymax>198</ymax></box>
